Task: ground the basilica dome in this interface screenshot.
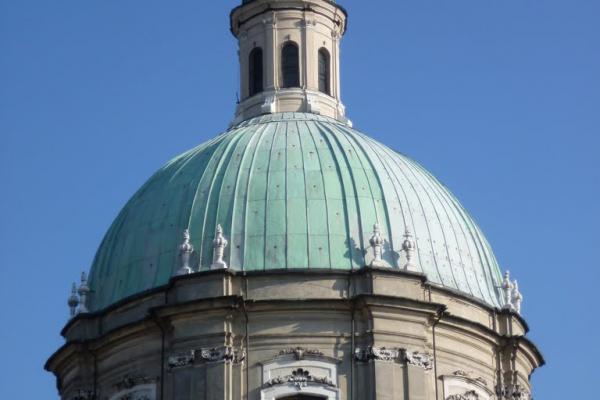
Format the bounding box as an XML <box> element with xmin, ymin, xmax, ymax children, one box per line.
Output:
<box><xmin>88</xmin><ymin>112</ymin><xmax>503</xmax><ymax>311</ymax></box>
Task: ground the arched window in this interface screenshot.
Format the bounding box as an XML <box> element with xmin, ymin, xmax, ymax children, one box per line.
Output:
<box><xmin>282</xmin><ymin>42</ymin><xmax>300</xmax><ymax>88</ymax></box>
<box><xmin>279</xmin><ymin>396</ymin><xmax>325</xmax><ymax>400</ymax></box>
<box><xmin>249</xmin><ymin>47</ymin><xmax>263</xmax><ymax>97</ymax></box>
<box><xmin>318</xmin><ymin>48</ymin><xmax>331</xmax><ymax>95</ymax></box>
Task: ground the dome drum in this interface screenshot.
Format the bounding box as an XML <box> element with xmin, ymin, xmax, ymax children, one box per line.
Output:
<box><xmin>47</xmin><ymin>268</ymin><xmax>542</xmax><ymax>400</ymax></box>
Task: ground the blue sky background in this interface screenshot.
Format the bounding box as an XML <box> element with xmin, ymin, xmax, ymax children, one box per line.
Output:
<box><xmin>1</xmin><ymin>0</ymin><xmax>598</xmax><ymax>398</ymax></box>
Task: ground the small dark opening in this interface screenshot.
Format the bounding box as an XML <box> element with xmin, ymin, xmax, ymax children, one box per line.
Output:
<box><xmin>249</xmin><ymin>47</ymin><xmax>263</xmax><ymax>97</ymax></box>
<box><xmin>318</xmin><ymin>48</ymin><xmax>331</xmax><ymax>95</ymax></box>
<box><xmin>282</xmin><ymin>42</ymin><xmax>300</xmax><ymax>88</ymax></box>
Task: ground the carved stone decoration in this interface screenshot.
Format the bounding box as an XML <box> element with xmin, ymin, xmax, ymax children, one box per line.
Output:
<box><xmin>402</xmin><ymin>228</ymin><xmax>417</xmax><ymax>271</ymax></box>
<box><xmin>77</xmin><ymin>271</ymin><xmax>90</xmax><ymax>314</ymax></box>
<box><xmin>263</xmin><ymin>368</ymin><xmax>335</xmax><ymax>389</ymax></box>
<box><xmin>404</xmin><ymin>350</ymin><xmax>434</xmax><ymax>370</ymax></box>
<box><xmin>451</xmin><ymin>370</ymin><xmax>488</xmax><ymax>388</ymax></box>
<box><xmin>199</xmin><ymin>346</ymin><xmax>241</xmax><ymax>362</ymax></box>
<box><xmin>175</xmin><ymin>229</ymin><xmax>194</xmax><ymax>276</ymax></box>
<box><xmin>279</xmin><ymin>347</ymin><xmax>324</xmax><ymax>360</ymax></box>
<box><xmin>354</xmin><ymin>346</ymin><xmax>401</xmax><ymax>362</ymax></box>
<box><xmin>168</xmin><ymin>346</ymin><xmax>245</xmax><ymax>369</ymax></box>
<box><xmin>306</xmin><ymin>95</ymin><xmax>321</xmax><ymax>115</ymax></box>
<box><xmin>475</xmin><ymin>377</ymin><xmax>488</xmax><ymax>387</ymax></box>
<box><xmin>211</xmin><ymin>224</ymin><xmax>229</xmax><ymax>270</ymax></box>
<box><xmin>511</xmin><ymin>280</ymin><xmax>523</xmax><ymax>314</ymax></box>
<box><xmin>447</xmin><ymin>390</ymin><xmax>479</xmax><ymax>400</ymax></box>
<box><xmin>70</xmin><ymin>389</ymin><xmax>94</xmax><ymax>400</ymax></box>
<box><xmin>115</xmin><ymin>393</ymin><xmax>152</xmax><ymax>400</ymax></box>
<box><xmin>453</xmin><ymin>370</ymin><xmax>469</xmax><ymax>377</ymax></box>
<box><xmin>501</xmin><ymin>271</ymin><xmax>514</xmax><ymax>311</ymax></box>
<box><xmin>496</xmin><ymin>384</ymin><xmax>531</xmax><ymax>400</ymax></box>
<box><xmin>114</xmin><ymin>375</ymin><xmax>157</xmax><ymax>391</ymax></box>
<box><xmin>261</xmin><ymin>95</ymin><xmax>277</xmax><ymax>114</ymax></box>
<box><xmin>369</xmin><ymin>223</ymin><xmax>385</xmax><ymax>267</ymax></box>
<box><xmin>68</xmin><ymin>282</ymin><xmax>79</xmax><ymax>317</ymax></box>
<box><xmin>168</xmin><ymin>350</ymin><xmax>195</xmax><ymax>369</ymax></box>
<box><xmin>110</xmin><ymin>382</ymin><xmax>156</xmax><ymax>400</ymax></box>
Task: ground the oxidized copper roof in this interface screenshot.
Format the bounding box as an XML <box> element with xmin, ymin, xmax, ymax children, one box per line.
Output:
<box><xmin>88</xmin><ymin>113</ymin><xmax>503</xmax><ymax>311</ymax></box>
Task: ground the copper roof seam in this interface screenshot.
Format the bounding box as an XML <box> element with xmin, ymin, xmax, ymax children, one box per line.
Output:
<box><xmin>337</xmin><ymin>126</ymin><xmax>387</xmax><ymax>265</ymax></box>
<box><xmin>388</xmin><ymin>146</ymin><xmax>461</xmax><ymax>290</ymax></box>
<box><xmin>369</xmin><ymin>137</ymin><xmax>444</xmax><ymax>284</ymax></box>
<box><xmin>217</xmin><ymin>127</ymin><xmax>257</xmax><ymax>271</ymax></box>
<box><xmin>440</xmin><ymin>180</ymin><xmax>501</xmax><ymax>305</ymax></box>
<box><xmin>202</xmin><ymin>134</ymin><xmax>246</xmax><ymax>268</ymax></box>
<box><xmin>305</xmin><ymin>120</ymin><xmax>334</xmax><ymax>269</ymax></box>
<box><xmin>241</xmin><ymin>122</ymin><xmax>271</xmax><ymax>271</ymax></box>
<box><xmin>419</xmin><ymin>165</ymin><xmax>486</xmax><ymax>301</ymax></box>
<box><xmin>315</xmin><ymin>122</ymin><xmax>354</xmax><ymax>270</ymax></box>
<box><xmin>403</xmin><ymin>156</ymin><xmax>476</xmax><ymax>298</ymax></box>
<box><xmin>229</xmin><ymin>125</ymin><xmax>263</xmax><ymax>270</ymax></box>
<box><xmin>262</xmin><ymin>121</ymin><xmax>281</xmax><ymax>270</ymax></box>
<box><xmin>187</xmin><ymin>133</ymin><xmax>235</xmax><ymax>269</ymax></box>
<box><xmin>296</xmin><ymin>120</ymin><xmax>312</xmax><ymax>269</ymax></box>
<box><xmin>354</xmin><ymin>137</ymin><xmax>418</xmax><ymax>269</ymax></box>
<box><xmin>344</xmin><ymin>128</ymin><xmax>405</xmax><ymax>267</ymax></box>
<box><xmin>323</xmin><ymin>123</ymin><xmax>367</xmax><ymax>267</ymax></box>
<box><xmin>422</xmin><ymin>165</ymin><xmax>501</xmax><ymax>306</ymax></box>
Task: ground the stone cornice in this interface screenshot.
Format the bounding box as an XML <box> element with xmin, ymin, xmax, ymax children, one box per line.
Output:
<box><xmin>49</xmin><ymin>270</ymin><xmax>544</xmax><ymax>377</ymax></box>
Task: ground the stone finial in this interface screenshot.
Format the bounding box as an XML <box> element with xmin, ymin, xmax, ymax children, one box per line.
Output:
<box><xmin>77</xmin><ymin>271</ymin><xmax>90</xmax><ymax>314</ymax></box>
<box><xmin>402</xmin><ymin>228</ymin><xmax>417</xmax><ymax>271</ymax></box>
<box><xmin>211</xmin><ymin>224</ymin><xmax>228</xmax><ymax>270</ymax></box>
<box><xmin>68</xmin><ymin>282</ymin><xmax>79</xmax><ymax>317</ymax></box>
<box><xmin>511</xmin><ymin>280</ymin><xmax>523</xmax><ymax>314</ymax></box>
<box><xmin>369</xmin><ymin>223</ymin><xmax>385</xmax><ymax>267</ymax></box>
<box><xmin>501</xmin><ymin>271</ymin><xmax>514</xmax><ymax>311</ymax></box>
<box><xmin>175</xmin><ymin>229</ymin><xmax>194</xmax><ymax>276</ymax></box>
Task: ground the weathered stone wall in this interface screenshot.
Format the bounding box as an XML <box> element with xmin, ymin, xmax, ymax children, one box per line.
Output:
<box><xmin>46</xmin><ymin>269</ymin><xmax>543</xmax><ymax>400</ymax></box>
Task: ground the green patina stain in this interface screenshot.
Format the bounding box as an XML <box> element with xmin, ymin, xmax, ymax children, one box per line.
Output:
<box><xmin>88</xmin><ymin>113</ymin><xmax>503</xmax><ymax>311</ymax></box>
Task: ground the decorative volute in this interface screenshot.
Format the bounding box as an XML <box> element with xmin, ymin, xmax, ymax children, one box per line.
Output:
<box><xmin>230</xmin><ymin>0</ymin><xmax>350</xmax><ymax>125</ymax></box>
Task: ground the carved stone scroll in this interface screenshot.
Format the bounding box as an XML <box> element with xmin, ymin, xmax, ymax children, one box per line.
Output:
<box><xmin>447</xmin><ymin>390</ymin><xmax>479</xmax><ymax>400</ymax></box>
<box><xmin>404</xmin><ymin>350</ymin><xmax>434</xmax><ymax>370</ymax></box>
<box><xmin>168</xmin><ymin>346</ymin><xmax>245</xmax><ymax>369</ymax></box>
<box><xmin>278</xmin><ymin>347</ymin><xmax>324</xmax><ymax>360</ymax></box>
<box><xmin>263</xmin><ymin>367</ymin><xmax>335</xmax><ymax>389</ymax></box>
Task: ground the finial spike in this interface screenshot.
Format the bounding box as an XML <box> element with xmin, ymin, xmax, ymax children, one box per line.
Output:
<box><xmin>68</xmin><ymin>282</ymin><xmax>79</xmax><ymax>317</ymax></box>
<box><xmin>501</xmin><ymin>270</ymin><xmax>514</xmax><ymax>311</ymax></box>
<box><xmin>77</xmin><ymin>271</ymin><xmax>90</xmax><ymax>314</ymax></box>
<box><xmin>211</xmin><ymin>224</ymin><xmax>229</xmax><ymax>270</ymax></box>
<box><xmin>175</xmin><ymin>228</ymin><xmax>195</xmax><ymax>276</ymax></box>
<box><xmin>369</xmin><ymin>222</ymin><xmax>385</xmax><ymax>267</ymax></box>
<box><xmin>402</xmin><ymin>227</ymin><xmax>417</xmax><ymax>271</ymax></box>
<box><xmin>511</xmin><ymin>279</ymin><xmax>523</xmax><ymax>314</ymax></box>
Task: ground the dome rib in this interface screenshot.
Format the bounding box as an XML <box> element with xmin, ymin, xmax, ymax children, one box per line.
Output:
<box><xmin>242</xmin><ymin>121</ymin><xmax>273</xmax><ymax>270</ymax></box>
<box><xmin>323</xmin><ymin>122</ymin><xmax>368</xmax><ymax>267</ymax></box>
<box><xmin>317</xmin><ymin>122</ymin><xmax>360</xmax><ymax>270</ymax></box>
<box><xmin>342</xmin><ymin>126</ymin><xmax>395</xmax><ymax>267</ymax></box>
<box><xmin>87</xmin><ymin>113</ymin><xmax>504</xmax><ymax>311</ymax></box>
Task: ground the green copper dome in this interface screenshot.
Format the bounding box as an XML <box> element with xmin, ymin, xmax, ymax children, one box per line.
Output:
<box><xmin>88</xmin><ymin>113</ymin><xmax>503</xmax><ymax>311</ymax></box>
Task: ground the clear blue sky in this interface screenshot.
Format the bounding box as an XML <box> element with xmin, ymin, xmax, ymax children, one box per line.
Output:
<box><xmin>0</xmin><ymin>0</ymin><xmax>598</xmax><ymax>398</ymax></box>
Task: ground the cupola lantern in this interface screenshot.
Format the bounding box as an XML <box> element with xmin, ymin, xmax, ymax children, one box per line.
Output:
<box><xmin>230</xmin><ymin>0</ymin><xmax>350</xmax><ymax>125</ymax></box>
